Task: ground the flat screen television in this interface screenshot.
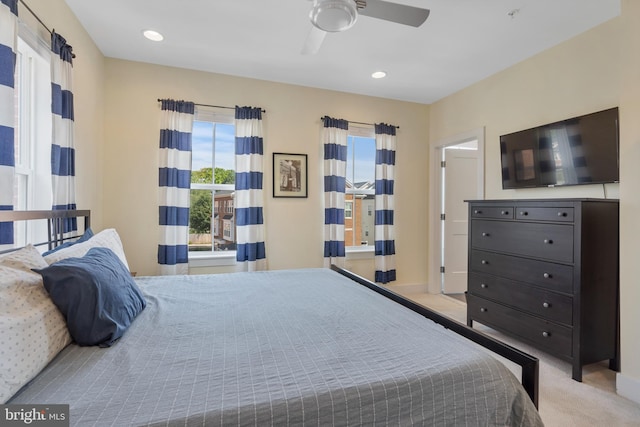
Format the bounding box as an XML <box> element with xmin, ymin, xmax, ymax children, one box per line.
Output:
<box><xmin>500</xmin><ymin>107</ymin><xmax>619</xmax><ymax>189</ymax></box>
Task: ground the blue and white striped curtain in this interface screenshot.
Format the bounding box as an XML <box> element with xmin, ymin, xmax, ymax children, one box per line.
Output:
<box><xmin>235</xmin><ymin>107</ymin><xmax>267</xmax><ymax>271</ymax></box>
<box><xmin>374</xmin><ymin>123</ymin><xmax>397</xmax><ymax>284</ymax></box>
<box><xmin>0</xmin><ymin>0</ymin><xmax>18</xmax><ymax>246</ymax></box>
<box><xmin>51</xmin><ymin>31</ymin><xmax>77</xmax><ymax>232</ymax></box>
<box><xmin>158</xmin><ymin>99</ymin><xmax>194</xmax><ymax>275</ymax></box>
<box><xmin>235</xmin><ymin>106</ymin><xmax>267</xmax><ymax>271</ymax></box>
<box><xmin>322</xmin><ymin>116</ymin><xmax>348</xmax><ymax>268</ymax></box>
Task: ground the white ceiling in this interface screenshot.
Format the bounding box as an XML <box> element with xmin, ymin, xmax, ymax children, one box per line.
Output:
<box><xmin>64</xmin><ymin>0</ymin><xmax>620</xmax><ymax>104</ymax></box>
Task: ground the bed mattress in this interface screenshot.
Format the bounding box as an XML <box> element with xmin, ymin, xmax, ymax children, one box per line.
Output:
<box><xmin>9</xmin><ymin>268</ymin><xmax>543</xmax><ymax>426</ymax></box>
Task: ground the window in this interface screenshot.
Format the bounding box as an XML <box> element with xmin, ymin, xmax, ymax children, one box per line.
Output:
<box><xmin>345</xmin><ymin>126</ymin><xmax>376</xmax><ymax>248</ymax></box>
<box><xmin>12</xmin><ymin>31</ymin><xmax>53</xmax><ymax>246</ymax></box>
<box><xmin>189</xmin><ymin>109</ymin><xmax>236</xmax><ymax>260</ymax></box>
<box><xmin>345</xmin><ymin>201</ymin><xmax>353</xmax><ymax>219</ymax></box>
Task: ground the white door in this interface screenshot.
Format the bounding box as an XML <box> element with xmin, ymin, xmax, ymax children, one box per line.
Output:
<box><xmin>442</xmin><ymin>147</ymin><xmax>478</xmax><ymax>294</ymax></box>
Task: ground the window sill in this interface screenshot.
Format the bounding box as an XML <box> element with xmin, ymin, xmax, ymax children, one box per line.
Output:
<box><xmin>346</xmin><ymin>246</ymin><xmax>374</xmax><ymax>260</ymax></box>
<box><xmin>188</xmin><ymin>252</ymin><xmax>237</xmax><ymax>267</ymax></box>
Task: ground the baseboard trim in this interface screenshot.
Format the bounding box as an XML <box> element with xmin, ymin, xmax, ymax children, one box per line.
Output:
<box><xmin>385</xmin><ymin>282</ymin><xmax>428</xmax><ymax>295</ymax></box>
<box><xmin>616</xmin><ymin>372</ymin><xmax>640</xmax><ymax>405</ymax></box>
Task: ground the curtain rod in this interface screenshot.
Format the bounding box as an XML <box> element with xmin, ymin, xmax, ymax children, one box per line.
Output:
<box><xmin>18</xmin><ymin>0</ymin><xmax>51</xmax><ymax>34</ymax></box>
<box><xmin>320</xmin><ymin>117</ymin><xmax>400</xmax><ymax>129</ymax></box>
<box><xmin>157</xmin><ymin>99</ymin><xmax>266</xmax><ymax>113</ymax></box>
<box><xmin>18</xmin><ymin>0</ymin><xmax>76</xmax><ymax>58</ymax></box>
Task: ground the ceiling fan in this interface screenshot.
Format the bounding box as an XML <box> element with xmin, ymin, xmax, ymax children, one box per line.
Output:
<box><xmin>302</xmin><ymin>0</ymin><xmax>430</xmax><ymax>55</ymax></box>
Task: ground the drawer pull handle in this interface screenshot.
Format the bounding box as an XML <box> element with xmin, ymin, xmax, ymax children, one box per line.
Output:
<box><xmin>480</xmin><ymin>308</ymin><xmax>487</xmax><ymax>313</ymax></box>
<box><xmin>501</xmin><ymin>210</ymin><xmax>509</xmax><ymax>215</ymax></box>
<box><xmin>520</xmin><ymin>211</ymin><xmax>528</xmax><ymax>216</ymax></box>
<box><xmin>543</xmin><ymin>239</ymin><xmax>553</xmax><ymax>244</ymax></box>
<box><xmin>558</xmin><ymin>211</ymin><xmax>567</xmax><ymax>217</ymax></box>
<box><xmin>474</xmin><ymin>210</ymin><xmax>482</xmax><ymax>215</ymax></box>
<box><xmin>481</xmin><ymin>260</ymin><xmax>488</xmax><ymax>265</ymax></box>
<box><xmin>542</xmin><ymin>331</ymin><xmax>551</xmax><ymax>338</ymax></box>
<box><xmin>542</xmin><ymin>302</ymin><xmax>550</xmax><ymax>308</ymax></box>
<box><xmin>543</xmin><ymin>272</ymin><xmax>552</xmax><ymax>279</ymax></box>
<box><xmin>482</xmin><ymin>232</ymin><xmax>490</xmax><ymax>237</ymax></box>
<box><xmin>480</xmin><ymin>283</ymin><xmax>487</xmax><ymax>289</ymax></box>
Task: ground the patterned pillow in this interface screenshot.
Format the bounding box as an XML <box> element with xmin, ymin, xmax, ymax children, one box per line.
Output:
<box><xmin>0</xmin><ymin>245</ymin><xmax>72</xmax><ymax>403</ymax></box>
<box><xmin>44</xmin><ymin>228</ymin><xmax>130</xmax><ymax>270</ymax></box>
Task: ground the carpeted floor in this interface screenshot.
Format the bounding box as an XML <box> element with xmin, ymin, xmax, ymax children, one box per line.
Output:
<box><xmin>395</xmin><ymin>291</ymin><xmax>640</xmax><ymax>427</ymax></box>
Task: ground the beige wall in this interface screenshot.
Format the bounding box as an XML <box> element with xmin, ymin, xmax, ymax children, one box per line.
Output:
<box><xmin>430</xmin><ymin>2</ymin><xmax>639</xmax><ymax>403</ymax></box>
<box><xmin>430</xmin><ymin>17</ymin><xmax>621</xmax><ymax>200</ymax></box>
<box><xmin>618</xmin><ymin>0</ymin><xmax>640</xmax><ymax>399</ymax></box>
<box><xmin>102</xmin><ymin>59</ymin><xmax>430</xmax><ymax>283</ymax></box>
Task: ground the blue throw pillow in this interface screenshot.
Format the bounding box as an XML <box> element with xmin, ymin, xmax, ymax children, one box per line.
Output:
<box><xmin>42</xmin><ymin>227</ymin><xmax>94</xmax><ymax>256</ymax></box>
<box><xmin>34</xmin><ymin>247</ymin><xmax>146</xmax><ymax>347</ymax></box>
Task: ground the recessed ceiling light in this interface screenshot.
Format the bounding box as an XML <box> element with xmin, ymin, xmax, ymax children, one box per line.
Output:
<box><xmin>371</xmin><ymin>71</ymin><xmax>387</xmax><ymax>79</ymax></box>
<box><xmin>143</xmin><ymin>30</ymin><xmax>164</xmax><ymax>42</ymax></box>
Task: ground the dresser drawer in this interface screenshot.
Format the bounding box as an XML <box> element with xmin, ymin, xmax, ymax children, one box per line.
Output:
<box><xmin>471</xmin><ymin>220</ymin><xmax>574</xmax><ymax>263</ymax></box>
<box><xmin>470</xmin><ymin>250</ymin><xmax>574</xmax><ymax>294</ymax></box>
<box><xmin>515</xmin><ymin>207</ymin><xmax>574</xmax><ymax>222</ymax></box>
<box><xmin>467</xmin><ymin>294</ymin><xmax>572</xmax><ymax>358</ymax></box>
<box><xmin>470</xmin><ymin>205</ymin><xmax>514</xmax><ymax>220</ymax></box>
<box><xmin>468</xmin><ymin>273</ymin><xmax>573</xmax><ymax>325</ymax></box>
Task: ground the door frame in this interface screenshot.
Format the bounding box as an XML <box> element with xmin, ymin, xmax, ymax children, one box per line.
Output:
<box><xmin>427</xmin><ymin>128</ymin><xmax>485</xmax><ymax>294</ymax></box>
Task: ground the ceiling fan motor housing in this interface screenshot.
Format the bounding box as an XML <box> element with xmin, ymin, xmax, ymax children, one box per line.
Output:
<box><xmin>310</xmin><ymin>0</ymin><xmax>360</xmax><ymax>32</ymax></box>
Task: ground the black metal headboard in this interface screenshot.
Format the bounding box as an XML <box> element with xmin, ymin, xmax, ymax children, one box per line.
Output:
<box><xmin>0</xmin><ymin>210</ymin><xmax>91</xmax><ymax>252</ymax></box>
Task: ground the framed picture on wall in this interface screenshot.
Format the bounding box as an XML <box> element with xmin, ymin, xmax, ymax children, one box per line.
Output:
<box><xmin>273</xmin><ymin>153</ymin><xmax>308</xmax><ymax>198</ymax></box>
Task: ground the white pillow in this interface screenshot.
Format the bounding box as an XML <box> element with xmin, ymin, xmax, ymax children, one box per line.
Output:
<box><xmin>0</xmin><ymin>245</ymin><xmax>72</xmax><ymax>403</ymax></box>
<box><xmin>44</xmin><ymin>228</ymin><xmax>130</xmax><ymax>270</ymax></box>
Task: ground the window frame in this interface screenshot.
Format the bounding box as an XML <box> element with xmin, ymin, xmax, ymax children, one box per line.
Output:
<box><xmin>345</xmin><ymin>125</ymin><xmax>376</xmax><ymax>256</ymax></box>
<box><xmin>188</xmin><ymin>108</ymin><xmax>237</xmax><ymax>267</ymax></box>
<box><xmin>12</xmin><ymin>28</ymin><xmax>53</xmax><ymax>247</ymax></box>
<box><xmin>345</xmin><ymin>201</ymin><xmax>353</xmax><ymax>219</ymax></box>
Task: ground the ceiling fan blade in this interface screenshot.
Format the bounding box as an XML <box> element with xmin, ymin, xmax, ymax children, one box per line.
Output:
<box><xmin>301</xmin><ymin>26</ymin><xmax>327</xmax><ymax>55</ymax></box>
<box><xmin>359</xmin><ymin>0</ymin><xmax>430</xmax><ymax>27</ymax></box>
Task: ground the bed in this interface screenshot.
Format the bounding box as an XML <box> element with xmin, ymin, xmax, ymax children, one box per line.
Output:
<box><xmin>1</xmin><ymin>210</ymin><xmax>543</xmax><ymax>426</ymax></box>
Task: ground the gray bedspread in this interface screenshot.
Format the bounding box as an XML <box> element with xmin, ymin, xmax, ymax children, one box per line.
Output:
<box><xmin>10</xmin><ymin>268</ymin><xmax>543</xmax><ymax>426</ymax></box>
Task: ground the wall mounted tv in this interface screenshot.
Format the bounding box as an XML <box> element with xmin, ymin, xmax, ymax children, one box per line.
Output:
<box><xmin>500</xmin><ymin>107</ymin><xmax>619</xmax><ymax>189</ymax></box>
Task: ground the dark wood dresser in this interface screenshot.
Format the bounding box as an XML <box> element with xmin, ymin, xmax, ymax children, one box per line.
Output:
<box><xmin>465</xmin><ymin>198</ymin><xmax>619</xmax><ymax>381</ymax></box>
